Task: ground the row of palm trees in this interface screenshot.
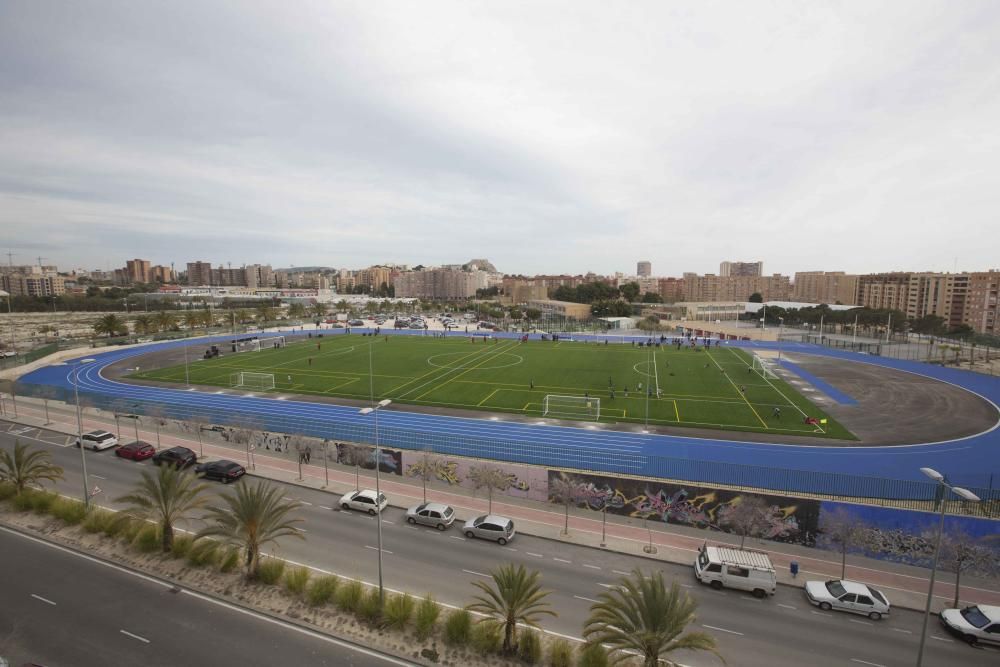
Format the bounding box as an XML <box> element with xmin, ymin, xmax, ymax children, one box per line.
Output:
<box><xmin>1</xmin><ymin>443</ymin><xmax>722</xmax><ymax>666</ymax></box>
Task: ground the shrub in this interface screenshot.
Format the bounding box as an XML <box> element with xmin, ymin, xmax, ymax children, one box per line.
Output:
<box><xmin>356</xmin><ymin>588</ymin><xmax>383</xmax><ymax>625</ymax></box>
<box><xmin>284</xmin><ymin>566</ymin><xmax>311</xmax><ymax>596</ymax></box>
<box><xmin>470</xmin><ymin>621</ymin><xmax>501</xmax><ymax>656</ymax></box>
<box><xmin>50</xmin><ymin>497</ymin><xmax>87</xmax><ymax>525</ymax></box>
<box><xmin>518</xmin><ymin>629</ymin><xmax>543</xmax><ymax>664</ymax></box>
<box><xmin>187</xmin><ymin>541</ymin><xmax>220</xmax><ymax>567</ymax></box>
<box><xmin>170</xmin><ymin>535</ymin><xmax>194</xmax><ymax>559</ymax></box>
<box><xmin>577</xmin><ymin>643</ymin><xmax>609</xmax><ymax>667</ymax></box>
<box><xmin>383</xmin><ymin>592</ymin><xmax>415</xmax><ymax>631</ymax></box>
<box><xmin>444</xmin><ymin>609</ymin><xmax>472</xmax><ymax>646</ymax></box>
<box><xmin>414</xmin><ymin>595</ymin><xmax>441</xmax><ymax>641</ymax></box>
<box><xmin>335</xmin><ymin>579</ymin><xmax>365</xmax><ymax>613</ymax></box>
<box><xmin>132</xmin><ymin>524</ymin><xmax>160</xmax><ymax>553</ymax></box>
<box><xmin>120</xmin><ymin>517</ymin><xmax>145</xmax><ymax>542</ymax></box>
<box><xmin>257</xmin><ymin>558</ymin><xmax>286</xmax><ymax>585</ymax></box>
<box><xmin>0</xmin><ymin>481</ymin><xmax>18</xmax><ymax>501</ymax></box>
<box><xmin>547</xmin><ymin>639</ymin><xmax>573</xmax><ymax>667</ymax></box>
<box><xmin>12</xmin><ymin>490</ymin><xmax>35</xmax><ymax>512</ymax></box>
<box><xmin>82</xmin><ymin>508</ymin><xmax>115</xmax><ymax>534</ymax></box>
<box><xmin>28</xmin><ymin>490</ymin><xmax>57</xmax><ymax>513</ymax></box>
<box><xmin>219</xmin><ymin>547</ymin><xmax>240</xmax><ymax>573</ymax></box>
<box><xmin>306</xmin><ymin>575</ymin><xmax>339</xmax><ymax>607</ymax></box>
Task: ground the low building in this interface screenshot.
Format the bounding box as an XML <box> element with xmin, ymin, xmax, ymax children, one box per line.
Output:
<box><xmin>527</xmin><ymin>299</ymin><xmax>592</xmax><ymax>319</ymax></box>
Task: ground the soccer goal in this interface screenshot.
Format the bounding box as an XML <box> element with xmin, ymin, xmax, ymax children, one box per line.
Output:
<box><xmin>542</xmin><ymin>394</ymin><xmax>601</xmax><ymax>421</ymax></box>
<box><xmin>232</xmin><ymin>336</ymin><xmax>285</xmax><ymax>353</ymax></box>
<box><xmin>751</xmin><ymin>354</ymin><xmax>779</xmax><ymax>380</ymax></box>
<box><xmin>230</xmin><ymin>372</ymin><xmax>276</xmax><ymax>390</ymax></box>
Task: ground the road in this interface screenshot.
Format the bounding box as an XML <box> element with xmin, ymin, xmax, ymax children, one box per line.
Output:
<box><xmin>2</xmin><ymin>430</ymin><xmax>997</xmax><ymax>667</ymax></box>
<box><xmin>0</xmin><ymin>526</ymin><xmax>412</xmax><ymax>667</ymax></box>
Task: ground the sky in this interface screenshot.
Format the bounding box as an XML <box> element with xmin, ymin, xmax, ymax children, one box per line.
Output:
<box><xmin>1</xmin><ymin>1</ymin><xmax>999</xmax><ymax>277</ymax></box>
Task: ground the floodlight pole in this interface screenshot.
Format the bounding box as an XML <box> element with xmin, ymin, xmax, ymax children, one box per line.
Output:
<box><xmin>360</xmin><ymin>341</ymin><xmax>391</xmax><ymax>608</ymax></box>
<box><xmin>73</xmin><ymin>359</ymin><xmax>95</xmax><ymax>507</ymax></box>
<box><xmin>183</xmin><ymin>340</ymin><xmax>190</xmax><ymax>388</ymax></box>
<box><xmin>915</xmin><ymin>467</ymin><xmax>980</xmax><ymax>667</ymax></box>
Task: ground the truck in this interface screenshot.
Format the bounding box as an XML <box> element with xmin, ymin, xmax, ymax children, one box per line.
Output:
<box><xmin>694</xmin><ymin>542</ymin><xmax>776</xmax><ymax>598</ymax></box>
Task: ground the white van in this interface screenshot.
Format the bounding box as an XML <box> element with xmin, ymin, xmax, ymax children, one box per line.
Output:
<box><xmin>694</xmin><ymin>543</ymin><xmax>776</xmax><ymax>598</ymax></box>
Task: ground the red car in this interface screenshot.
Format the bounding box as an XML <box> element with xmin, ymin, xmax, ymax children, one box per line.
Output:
<box><xmin>115</xmin><ymin>440</ymin><xmax>156</xmax><ymax>461</ymax></box>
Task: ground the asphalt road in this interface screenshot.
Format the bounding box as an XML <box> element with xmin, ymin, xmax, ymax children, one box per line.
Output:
<box><xmin>2</xmin><ymin>429</ymin><xmax>997</xmax><ymax>667</ymax></box>
<box><xmin>0</xmin><ymin>527</ymin><xmax>413</xmax><ymax>667</ymax></box>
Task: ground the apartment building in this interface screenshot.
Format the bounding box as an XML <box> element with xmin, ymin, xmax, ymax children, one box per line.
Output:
<box><xmin>637</xmin><ymin>261</ymin><xmax>652</xmax><ymax>278</ymax></box>
<box><xmin>500</xmin><ymin>277</ymin><xmax>548</xmax><ymax>304</ymax></box>
<box><xmin>394</xmin><ymin>268</ymin><xmax>483</xmax><ymax>300</ymax></box>
<box><xmin>683</xmin><ymin>273</ymin><xmax>791</xmax><ymax>302</ymax></box>
<box><xmin>965</xmin><ymin>271</ymin><xmax>999</xmax><ymax>335</ymax></box>
<box><xmin>906</xmin><ymin>273</ymin><xmax>969</xmax><ymax>328</ymax></box>
<box><xmin>0</xmin><ymin>273</ymin><xmax>66</xmax><ymax>297</ymax></box>
<box><xmin>719</xmin><ymin>261</ymin><xmax>763</xmax><ymax>277</ymax></box>
<box><xmin>150</xmin><ymin>265</ymin><xmax>175</xmax><ymax>283</ymax></box>
<box><xmin>855</xmin><ymin>273</ymin><xmax>911</xmax><ymax>312</ymax></box>
<box><xmin>792</xmin><ymin>271</ymin><xmax>859</xmax><ymax>305</ymax></box>
<box><xmin>185</xmin><ymin>261</ymin><xmax>213</xmax><ymax>286</ymax></box>
<box><xmin>356</xmin><ymin>265</ymin><xmax>394</xmax><ymax>292</ymax></box>
<box><xmin>526</xmin><ymin>299</ymin><xmax>593</xmax><ymax>319</ymax></box>
<box><xmin>125</xmin><ymin>258</ymin><xmax>151</xmax><ymax>284</ymax></box>
<box><xmin>658</xmin><ymin>277</ymin><xmax>686</xmax><ymax>303</ymax></box>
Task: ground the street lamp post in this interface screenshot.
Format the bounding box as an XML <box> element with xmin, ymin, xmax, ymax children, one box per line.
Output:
<box><xmin>915</xmin><ymin>467</ymin><xmax>980</xmax><ymax>667</ymax></box>
<box><xmin>359</xmin><ymin>339</ymin><xmax>391</xmax><ymax>607</ymax></box>
<box><xmin>183</xmin><ymin>340</ymin><xmax>190</xmax><ymax>388</ymax></box>
<box><xmin>72</xmin><ymin>358</ymin><xmax>96</xmax><ymax>507</ymax></box>
<box><xmin>778</xmin><ymin>317</ymin><xmax>785</xmax><ymax>361</ymax></box>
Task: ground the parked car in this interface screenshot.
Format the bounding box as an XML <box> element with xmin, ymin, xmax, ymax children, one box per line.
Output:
<box><xmin>940</xmin><ymin>604</ymin><xmax>1000</xmax><ymax>646</ymax></box>
<box><xmin>348</xmin><ymin>319</ymin><xmax>364</xmax><ymax>326</ymax></box>
<box><xmin>406</xmin><ymin>502</ymin><xmax>455</xmax><ymax>530</ymax></box>
<box><xmin>463</xmin><ymin>514</ymin><xmax>515</xmax><ymax>545</ymax></box>
<box><xmin>75</xmin><ymin>430</ymin><xmax>118</xmax><ymax>451</ymax></box>
<box><xmin>805</xmin><ymin>579</ymin><xmax>890</xmax><ymax>620</ymax></box>
<box><xmin>339</xmin><ymin>489</ymin><xmax>387</xmax><ymax>515</ymax></box>
<box><xmin>196</xmin><ymin>459</ymin><xmax>246</xmax><ymax>483</ymax></box>
<box><xmin>152</xmin><ymin>446</ymin><xmax>197</xmax><ymax>469</ymax></box>
<box><xmin>114</xmin><ymin>440</ymin><xmax>156</xmax><ymax>461</ymax></box>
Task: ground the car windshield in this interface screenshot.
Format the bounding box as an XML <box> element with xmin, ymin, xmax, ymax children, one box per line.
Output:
<box><xmin>442</xmin><ymin>507</ymin><xmax>453</xmax><ymax>517</ymax></box>
<box><xmin>869</xmin><ymin>588</ymin><xmax>887</xmax><ymax>606</ymax></box>
<box><xmin>473</xmin><ymin>516</ymin><xmax>486</xmax><ymax>526</ymax></box>
<box><xmin>961</xmin><ymin>606</ymin><xmax>991</xmax><ymax>629</ymax></box>
<box><xmin>825</xmin><ymin>581</ymin><xmax>848</xmax><ymax>598</ymax></box>
<box><xmin>377</xmin><ymin>494</ymin><xmax>386</xmax><ymax>503</ymax></box>
<box><xmin>415</xmin><ymin>503</ymin><xmax>428</xmax><ymax>512</ymax></box>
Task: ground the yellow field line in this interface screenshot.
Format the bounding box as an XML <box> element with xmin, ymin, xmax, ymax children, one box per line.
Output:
<box><xmin>674</xmin><ymin>399</ymin><xmax>680</xmax><ymax>422</ymax></box>
<box><xmin>705</xmin><ymin>349</ymin><xmax>768</xmax><ymax>429</ymax></box>
<box><xmin>477</xmin><ymin>388</ymin><xmax>501</xmax><ymax>407</ymax></box>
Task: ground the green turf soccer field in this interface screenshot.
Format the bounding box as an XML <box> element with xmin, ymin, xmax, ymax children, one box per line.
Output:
<box><xmin>130</xmin><ymin>335</ymin><xmax>855</xmax><ymax>439</ymax></box>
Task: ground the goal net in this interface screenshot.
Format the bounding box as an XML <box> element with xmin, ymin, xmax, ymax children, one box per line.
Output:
<box><xmin>751</xmin><ymin>354</ymin><xmax>778</xmax><ymax>380</ymax></box>
<box><xmin>542</xmin><ymin>394</ymin><xmax>600</xmax><ymax>421</ymax></box>
<box><xmin>232</xmin><ymin>335</ymin><xmax>285</xmax><ymax>353</ymax></box>
<box><xmin>230</xmin><ymin>372</ymin><xmax>275</xmax><ymax>390</ymax></box>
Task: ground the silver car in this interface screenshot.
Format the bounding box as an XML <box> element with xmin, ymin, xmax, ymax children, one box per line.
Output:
<box><xmin>406</xmin><ymin>502</ymin><xmax>455</xmax><ymax>530</ymax></box>
<box><xmin>462</xmin><ymin>514</ymin><xmax>515</xmax><ymax>545</ymax></box>
<box><xmin>805</xmin><ymin>579</ymin><xmax>890</xmax><ymax>620</ymax></box>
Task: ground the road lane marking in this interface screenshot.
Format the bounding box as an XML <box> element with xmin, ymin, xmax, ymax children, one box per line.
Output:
<box><xmin>294</xmin><ymin>528</ymin><xmax>308</xmax><ymax>533</ymax></box>
<box><xmin>91</xmin><ymin>474</ymin><xmax>106</xmax><ymax>479</ymax></box>
<box><xmin>612</xmin><ymin>570</ymin><xmax>631</xmax><ymax>576</ymax></box>
<box><xmin>363</xmin><ymin>546</ymin><xmax>392</xmax><ymax>554</ymax></box>
<box><xmin>120</xmin><ymin>630</ymin><xmax>150</xmax><ymax>644</ymax></box>
<box><xmin>582</xmin><ymin>564</ymin><xmax>601</xmax><ymax>570</ymax></box>
<box><xmin>318</xmin><ymin>505</ymin><xmax>332</xmax><ymax>510</ymax></box>
<box><xmin>679</xmin><ymin>583</ymin><xmax>693</xmax><ymax>588</ymax></box>
<box><xmin>31</xmin><ymin>593</ymin><xmax>56</xmax><ymax>605</ymax></box>
<box><xmin>850</xmin><ymin>660</ymin><xmax>886</xmax><ymax>667</ymax></box>
<box><xmin>931</xmin><ymin>635</ymin><xmax>953</xmax><ymax>643</ymax></box>
<box><xmin>527</xmin><ymin>552</ymin><xmax>544</xmax><ymax>557</ymax></box>
<box><xmin>382</xmin><ymin>520</ymin><xmax>394</xmax><ymax>525</ymax></box>
<box><xmin>300</xmin><ymin>501</ymin><xmax>313</xmax><ymax>506</ymax></box>
<box><xmin>849</xmin><ymin>619</ymin><xmax>872</xmax><ymax>626</ymax></box>
<box><xmin>503</xmin><ymin>547</ymin><xmax>517</xmax><ymax>552</ymax></box>
<box><xmin>777</xmin><ymin>603</ymin><xmax>797</xmax><ymax>610</ymax></box>
<box><xmin>702</xmin><ymin>624</ymin><xmax>743</xmax><ymax>636</ymax></box>
<box><xmin>553</xmin><ymin>557</ymin><xmax>572</xmax><ymax>564</ymax></box>
<box><xmin>574</xmin><ymin>595</ymin><xmax>600</xmax><ymax>603</ymax></box>
<box><xmin>449</xmin><ymin>535</ymin><xmax>466</xmax><ymax>541</ymax></box>
<box><xmin>741</xmin><ymin>596</ymin><xmax>762</xmax><ymax>602</ymax></box>
<box><xmin>891</xmin><ymin>628</ymin><xmax>912</xmax><ymax>634</ymax></box>
<box><xmin>463</xmin><ymin>569</ymin><xmax>490</xmax><ymax>578</ymax></box>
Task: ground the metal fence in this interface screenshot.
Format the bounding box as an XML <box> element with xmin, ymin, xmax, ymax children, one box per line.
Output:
<box><xmin>16</xmin><ymin>381</ymin><xmax>998</xmax><ymax>518</ymax></box>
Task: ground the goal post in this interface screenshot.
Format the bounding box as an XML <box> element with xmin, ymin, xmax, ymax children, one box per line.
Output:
<box><xmin>751</xmin><ymin>354</ymin><xmax>778</xmax><ymax>380</ymax></box>
<box><xmin>542</xmin><ymin>394</ymin><xmax>600</xmax><ymax>421</ymax></box>
<box><xmin>230</xmin><ymin>371</ymin><xmax>276</xmax><ymax>391</ymax></box>
<box><xmin>232</xmin><ymin>335</ymin><xmax>285</xmax><ymax>353</ymax></box>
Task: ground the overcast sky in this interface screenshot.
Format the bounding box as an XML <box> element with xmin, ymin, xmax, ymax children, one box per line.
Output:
<box><xmin>1</xmin><ymin>1</ymin><xmax>999</xmax><ymax>277</ymax></box>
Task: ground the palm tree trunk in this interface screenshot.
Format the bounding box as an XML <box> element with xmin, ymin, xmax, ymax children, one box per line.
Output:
<box><xmin>162</xmin><ymin>522</ymin><xmax>173</xmax><ymax>552</ymax></box>
<box><xmin>841</xmin><ymin>545</ymin><xmax>847</xmax><ymax>578</ymax></box>
<box><xmin>504</xmin><ymin>621</ymin><xmax>514</xmax><ymax>654</ymax></box>
<box><xmin>246</xmin><ymin>547</ymin><xmax>259</xmax><ymax>579</ymax></box>
<box><xmin>953</xmin><ymin>569</ymin><xmax>962</xmax><ymax>608</ymax></box>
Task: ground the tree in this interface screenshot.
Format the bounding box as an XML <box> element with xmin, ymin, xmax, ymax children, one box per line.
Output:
<box><xmin>936</xmin><ymin>528</ymin><xmax>1000</xmax><ymax>607</ymax></box>
<box><xmin>748</xmin><ymin>292</ymin><xmax>763</xmax><ymax>303</ymax></box>
<box><xmin>93</xmin><ymin>313</ymin><xmax>127</xmax><ymax>337</ymax></box>
<box><xmin>183</xmin><ymin>311</ymin><xmax>201</xmax><ymax>331</ymax></box>
<box><xmin>234</xmin><ymin>309</ymin><xmax>251</xmax><ymax>325</ymax></box>
<box><xmin>0</xmin><ymin>441</ymin><xmax>63</xmax><ymax>495</ymax></box>
<box><xmin>133</xmin><ymin>314</ymin><xmax>154</xmax><ymax>335</ymax></box>
<box><xmin>718</xmin><ymin>496</ymin><xmax>773</xmax><ymax>549</ymax></box>
<box><xmin>114</xmin><ymin>465</ymin><xmax>209</xmax><ymax>552</ymax></box>
<box><xmin>256</xmin><ymin>305</ymin><xmax>276</xmax><ymax>323</ymax></box>
<box><xmin>311</xmin><ymin>302</ymin><xmax>328</xmax><ymax>319</ymax></box>
<box><xmin>548</xmin><ymin>474</ymin><xmax>577</xmax><ymax>535</ymax></box>
<box><xmin>619</xmin><ymin>282</ymin><xmax>641</xmax><ymax>302</ymax></box>
<box><xmin>819</xmin><ymin>507</ymin><xmax>874</xmax><ymax>578</ymax></box>
<box><xmin>154</xmin><ymin>311</ymin><xmax>178</xmax><ymax>332</ymax></box>
<box><xmin>466</xmin><ymin>564</ymin><xmax>556</xmax><ymax>654</ymax></box>
<box><xmin>583</xmin><ymin>569</ymin><xmax>722</xmax><ymax>667</ymax></box>
<box><xmin>197</xmin><ymin>480</ymin><xmax>304</xmax><ymax>580</ymax></box>
<box><xmin>467</xmin><ymin>465</ymin><xmax>512</xmax><ymax>513</ymax></box>
<box><xmin>525</xmin><ymin>308</ymin><xmax>542</xmax><ymax>323</ymax></box>
<box><xmin>287</xmin><ymin>302</ymin><xmax>306</xmax><ymax>319</ymax></box>
<box><xmin>642</xmin><ymin>292</ymin><xmax>663</xmax><ymax>303</ymax></box>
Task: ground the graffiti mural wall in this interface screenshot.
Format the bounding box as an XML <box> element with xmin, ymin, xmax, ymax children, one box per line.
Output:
<box><xmin>400</xmin><ymin>452</ymin><xmax>549</xmax><ymax>503</ymax></box>
<box><xmin>547</xmin><ymin>470</ymin><xmax>821</xmax><ymax>545</ymax></box>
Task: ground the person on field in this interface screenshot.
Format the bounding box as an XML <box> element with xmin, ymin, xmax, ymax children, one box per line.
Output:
<box><xmin>773</xmin><ymin>406</ymin><xmax>781</xmax><ymax>419</ymax></box>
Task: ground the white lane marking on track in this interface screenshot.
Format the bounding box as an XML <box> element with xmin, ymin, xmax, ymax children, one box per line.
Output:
<box><xmin>31</xmin><ymin>593</ymin><xmax>56</xmax><ymax>605</ymax></box>
<box><xmin>120</xmin><ymin>630</ymin><xmax>150</xmax><ymax>643</ymax></box>
<box><xmin>574</xmin><ymin>595</ymin><xmax>600</xmax><ymax>603</ymax></box>
<box><xmin>702</xmin><ymin>624</ymin><xmax>743</xmax><ymax>636</ymax></box>
<box><xmin>850</xmin><ymin>660</ymin><xmax>886</xmax><ymax>667</ymax></box>
<box><xmin>363</xmin><ymin>545</ymin><xmax>392</xmax><ymax>554</ymax></box>
<box><xmin>462</xmin><ymin>569</ymin><xmax>490</xmax><ymax>578</ymax></box>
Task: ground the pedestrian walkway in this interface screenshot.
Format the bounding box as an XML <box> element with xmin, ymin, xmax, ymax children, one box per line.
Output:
<box><xmin>3</xmin><ymin>394</ymin><xmax>998</xmax><ymax>613</ymax></box>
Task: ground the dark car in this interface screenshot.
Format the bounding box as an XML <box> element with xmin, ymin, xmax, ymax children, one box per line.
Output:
<box><xmin>115</xmin><ymin>440</ymin><xmax>156</xmax><ymax>461</ymax></box>
<box><xmin>196</xmin><ymin>460</ymin><xmax>246</xmax><ymax>483</ymax></box>
<box><xmin>152</xmin><ymin>446</ymin><xmax>197</xmax><ymax>469</ymax></box>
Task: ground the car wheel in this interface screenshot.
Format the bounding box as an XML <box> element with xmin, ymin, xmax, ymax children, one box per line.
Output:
<box><xmin>963</xmin><ymin>634</ymin><xmax>977</xmax><ymax>646</ymax></box>
<box><xmin>341</xmin><ymin>503</ymin><xmax>350</xmax><ymax>510</ymax></box>
<box><xmin>498</xmin><ymin>537</ymin><xmax>507</xmax><ymax>546</ymax></box>
<box><xmin>407</xmin><ymin>517</ymin><xmax>416</xmax><ymax>525</ymax></box>
<box><xmin>368</xmin><ymin>508</ymin><xmax>377</xmax><ymax>516</ymax></box>
<box><xmin>436</xmin><ymin>523</ymin><xmax>446</xmax><ymax>531</ymax></box>
<box><xmin>465</xmin><ymin>530</ymin><xmax>475</xmax><ymax>538</ymax></box>
<box><xmin>710</xmin><ymin>580</ymin><xmax>723</xmax><ymax>591</ymax></box>
<box><xmin>752</xmin><ymin>589</ymin><xmax>766</xmax><ymax>599</ymax></box>
<box><xmin>819</xmin><ymin>602</ymin><xmax>832</xmax><ymax>611</ymax></box>
<box><xmin>868</xmin><ymin>612</ymin><xmax>881</xmax><ymax>621</ymax></box>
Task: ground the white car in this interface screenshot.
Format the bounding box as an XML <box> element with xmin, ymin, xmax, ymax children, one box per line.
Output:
<box><xmin>75</xmin><ymin>430</ymin><xmax>119</xmax><ymax>451</ymax></box>
<box><xmin>940</xmin><ymin>605</ymin><xmax>1000</xmax><ymax>646</ymax></box>
<box><xmin>339</xmin><ymin>489</ymin><xmax>388</xmax><ymax>515</ymax></box>
<box><xmin>805</xmin><ymin>579</ymin><xmax>890</xmax><ymax>620</ymax></box>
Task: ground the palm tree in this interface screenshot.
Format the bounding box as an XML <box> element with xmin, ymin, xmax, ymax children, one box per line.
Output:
<box><xmin>196</xmin><ymin>480</ymin><xmax>304</xmax><ymax>580</ymax></box>
<box><xmin>115</xmin><ymin>465</ymin><xmax>209</xmax><ymax>552</ymax></box>
<box><xmin>133</xmin><ymin>314</ymin><xmax>154</xmax><ymax>335</ymax></box>
<box><xmin>583</xmin><ymin>569</ymin><xmax>723</xmax><ymax>667</ymax></box>
<box><xmin>155</xmin><ymin>311</ymin><xmax>178</xmax><ymax>331</ymax></box>
<box><xmin>311</xmin><ymin>302</ymin><xmax>328</xmax><ymax>319</ymax></box>
<box><xmin>0</xmin><ymin>441</ymin><xmax>64</xmax><ymax>495</ymax></box>
<box><xmin>93</xmin><ymin>313</ymin><xmax>126</xmax><ymax>338</ymax></box>
<box><xmin>256</xmin><ymin>305</ymin><xmax>276</xmax><ymax>324</ymax></box>
<box><xmin>234</xmin><ymin>309</ymin><xmax>251</xmax><ymax>325</ymax></box>
<box><xmin>466</xmin><ymin>563</ymin><xmax>556</xmax><ymax>654</ymax></box>
<box><xmin>183</xmin><ymin>311</ymin><xmax>201</xmax><ymax>331</ymax></box>
<box><xmin>287</xmin><ymin>302</ymin><xmax>306</xmax><ymax>319</ymax></box>
<box><xmin>199</xmin><ymin>310</ymin><xmax>215</xmax><ymax>328</ymax></box>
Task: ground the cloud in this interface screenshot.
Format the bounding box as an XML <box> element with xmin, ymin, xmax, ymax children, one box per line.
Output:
<box><xmin>1</xmin><ymin>1</ymin><xmax>999</xmax><ymax>276</ymax></box>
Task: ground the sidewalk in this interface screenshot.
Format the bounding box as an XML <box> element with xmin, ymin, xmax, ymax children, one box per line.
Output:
<box><xmin>3</xmin><ymin>394</ymin><xmax>998</xmax><ymax>614</ymax></box>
